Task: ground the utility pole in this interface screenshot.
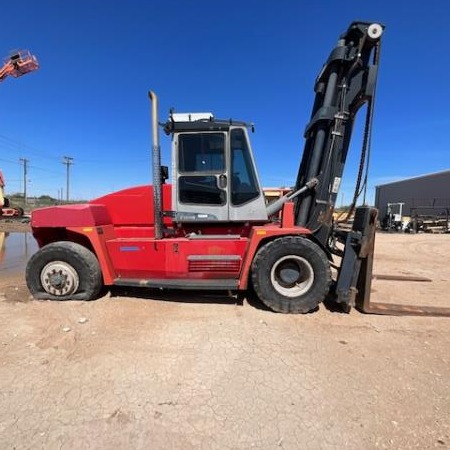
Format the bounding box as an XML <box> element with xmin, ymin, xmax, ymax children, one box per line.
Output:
<box><xmin>19</xmin><ymin>157</ymin><xmax>28</xmax><ymax>204</ymax></box>
<box><xmin>62</xmin><ymin>156</ymin><xmax>74</xmax><ymax>202</ymax></box>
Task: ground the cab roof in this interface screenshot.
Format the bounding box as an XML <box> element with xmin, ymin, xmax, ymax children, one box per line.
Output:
<box><xmin>163</xmin><ymin>115</ymin><xmax>251</xmax><ymax>135</ymax></box>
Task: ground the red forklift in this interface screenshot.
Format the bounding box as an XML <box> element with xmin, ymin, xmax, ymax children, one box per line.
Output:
<box><xmin>26</xmin><ymin>22</ymin><xmax>386</xmax><ymax>314</ymax></box>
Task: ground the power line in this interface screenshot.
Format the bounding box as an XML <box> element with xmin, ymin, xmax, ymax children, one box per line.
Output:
<box><xmin>28</xmin><ymin>163</ymin><xmax>63</xmax><ymax>176</ymax></box>
<box><xmin>0</xmin><ymin>156</ymin><xmax>22</xmax><ymax>165</ymax></box>
<box><xmin>0</xmin><ymin>156</ymin><xmax>63</xmax><ymax>176</ymax></box>
<box><xmin>0</xmin><ymin>133</ymin><xmax>61</xmax><ymax>162</ymax></box>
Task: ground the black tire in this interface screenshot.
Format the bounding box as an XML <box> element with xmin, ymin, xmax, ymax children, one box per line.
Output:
<box><xmin>251</xmin><ymin>236</ymin><xmax>331</xmax><ymax>314</ymax></box>
<box><xmin>26</xmin><ymin>241</ymin><xmax>103</xmax><ymax>301</ymax></box>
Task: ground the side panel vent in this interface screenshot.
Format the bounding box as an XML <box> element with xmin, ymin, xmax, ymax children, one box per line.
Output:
<box><xmin>187</xmin><ymin>255</ymin><xmax>241</xmax><ymax>273</ymax></box>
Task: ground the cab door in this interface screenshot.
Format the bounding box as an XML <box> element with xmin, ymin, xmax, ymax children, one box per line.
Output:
<box><xmin>228</xmin><ymin>127</ymin><xmax>268</xmax><ymax>221</ymax></box>
<box><xmin>173</xmin><ymin>131</ymin><xmax>229</xmax><ymax>221</ymax></box>
<box><xmin>173</xmin><ymin>128</ymin><xmax>268</xmax><ymax>222</ymax></box>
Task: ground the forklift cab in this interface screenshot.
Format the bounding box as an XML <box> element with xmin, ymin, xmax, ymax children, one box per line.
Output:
<box><xmin>165</xmin><ymin>113</ymin><xmax>268</xmax><ymax>222</ymax></box>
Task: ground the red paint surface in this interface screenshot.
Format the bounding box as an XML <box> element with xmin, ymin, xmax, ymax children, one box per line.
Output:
<box><xmin>30</xmin><ymin>183</ymin><xmax>312</xmax><ymax>289</ymax></box>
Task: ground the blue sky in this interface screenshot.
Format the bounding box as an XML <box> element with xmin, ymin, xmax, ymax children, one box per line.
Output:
<box><xmin>0</xmin><ymin>1</ymin><xmax>449</xmax><ymax>205</ymax></box>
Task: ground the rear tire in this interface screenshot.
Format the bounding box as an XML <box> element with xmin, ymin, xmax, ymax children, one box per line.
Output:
<box><xmin>251</xmin><ymin>236</ymin><xmax>331</xmax><ymax>313</ymax></box>
<box><xmin>26</xmin><ymin>241</ymin><xmax>103</xmax><ymax>301</ymax></box>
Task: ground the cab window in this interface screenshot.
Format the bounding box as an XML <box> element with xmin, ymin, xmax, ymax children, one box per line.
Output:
<box><xmin>178</xmin><ymin>133</ymin><xmax>224</xmax><ymax>172</ymax></box>
<box><xmin>230</xmin><ymin>129</ymin><xmax>260</xmax><ymax>205</ymax></box>
<box><xmin>178</xmin><ymin>133</ymin><xmax>226</xmax><ymax>205</ymax></box>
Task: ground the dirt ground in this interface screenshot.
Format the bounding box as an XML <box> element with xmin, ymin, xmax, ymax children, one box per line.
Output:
<box><xmin>0</xmin><ymin>220</ymin><xmax>30</xmax><ymax>233</ymax></box>
<box><xmin>0</xmin><ymin>231</ymin><xmax>449</xmax><ymax>449</ymax></box>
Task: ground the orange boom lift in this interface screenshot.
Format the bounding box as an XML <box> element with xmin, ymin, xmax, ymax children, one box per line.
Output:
<box><xmin>0</xmin><ymin>50</ymin><xmax>39</xmax><ymax>218</ymax></box>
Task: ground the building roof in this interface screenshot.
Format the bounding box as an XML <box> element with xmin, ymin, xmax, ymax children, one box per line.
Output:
<box><xmin>375</xmin><ymin>169</ymin><xmax>450</xmax><ymax>188</ymax></box>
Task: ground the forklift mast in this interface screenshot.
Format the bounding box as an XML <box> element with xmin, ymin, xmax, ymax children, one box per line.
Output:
<box><xmin>294</xmin><ymin>22</ymin><xmax>383</xmax><ymax>247</ymax></box>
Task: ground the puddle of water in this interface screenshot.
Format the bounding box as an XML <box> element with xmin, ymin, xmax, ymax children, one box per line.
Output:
<box><xmin>0</xmin><ymin>231</ymin><xmax>38</xmax><ymax>276</ymax></box>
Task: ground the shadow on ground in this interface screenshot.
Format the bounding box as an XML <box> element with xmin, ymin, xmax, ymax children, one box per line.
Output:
<box><xmin>109</xmin><ymin>285</ymin><xmax>242</xmax><ymax>307</ymax></box>
<box><xmin>109</xmin><ymin>283</ymin><xmax>353</xmax><ymax>315</ymax></box>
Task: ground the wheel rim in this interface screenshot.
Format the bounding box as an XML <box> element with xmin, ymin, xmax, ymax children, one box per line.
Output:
<box><xmin>40</xmin><ymin>261</ymin><xmax>79</xmax><ymax>297</ymax></box>
<box><xmin>270</xmin><ymin>255</ymin><xmax>314</xmax><ymax>298</ymax></box>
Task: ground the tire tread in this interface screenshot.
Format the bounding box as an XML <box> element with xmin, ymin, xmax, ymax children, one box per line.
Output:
<box><xmin>251</xmin><ymin>236</ymin><xmax>331</xmax><ymax>313</ymax></box>
<box><xmin>26</xmin><ymin>241</ymin><xmax>103</xmax><ymax>301</ymax></box>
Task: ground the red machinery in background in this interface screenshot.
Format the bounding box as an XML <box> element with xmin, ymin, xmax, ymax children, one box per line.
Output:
<box><xmin>0</xmin><ymin>170</ymin><xmax>24</xmax><ymax>218</ymax></box>
<box><xmin>0</xmin><ymin>50</ymin><xmax>39</xmax><ymax>218</ymax></box>
<box><xmin>0</xmin><ymin>50</ymin><xmax>39</xmax><ymax>82</ymax></box>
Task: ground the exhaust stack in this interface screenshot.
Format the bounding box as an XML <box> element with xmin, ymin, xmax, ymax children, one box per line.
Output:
<box><xmin>149</xmin><ymin>91</ymin><xmax>163</xmax><ymax>240</ymax></box>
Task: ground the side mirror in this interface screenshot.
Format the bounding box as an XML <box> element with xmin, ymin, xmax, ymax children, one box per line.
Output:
<box><xmin>161</xmin><ymin>165</ymin><xmax>169</xmax><ymax>184</ymax></box>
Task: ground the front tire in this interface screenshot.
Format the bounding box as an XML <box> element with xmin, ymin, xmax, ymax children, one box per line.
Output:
<box><xmin>251</xmin><ymin>236</ymin><xmax>331</xmax><ymax>313</ymax></box>
<box><xmin>26</xmin><ymin>241</ymin><xmax>103</xmax><ymax>301</ymax></box>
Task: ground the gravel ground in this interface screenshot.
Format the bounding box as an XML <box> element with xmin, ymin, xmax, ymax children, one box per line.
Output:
<box><xmin>0</xmin><ymin>232</ymin><xmax>449</xmax><ymax>449</ymax></box>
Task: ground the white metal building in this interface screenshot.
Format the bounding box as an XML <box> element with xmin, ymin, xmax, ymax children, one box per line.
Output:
<box><xmin>374</xmin><ymin>169</ymin><xmax>450</xmax><ymax>218</ymax></box>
